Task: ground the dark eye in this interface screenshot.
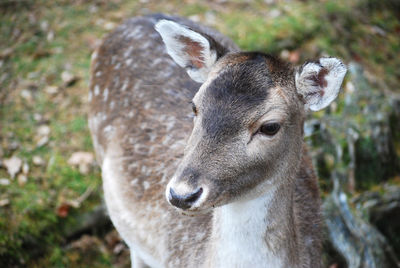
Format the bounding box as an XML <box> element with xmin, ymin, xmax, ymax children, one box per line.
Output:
<box><xmin>191</xmin><ymin>102</ymin><xmax>197</xmax><ymax>116</ymax></box>
<box><xmin>259</xmin><ymin>123</ymin><xmax>280</xmax><ymax>136</ymax></box>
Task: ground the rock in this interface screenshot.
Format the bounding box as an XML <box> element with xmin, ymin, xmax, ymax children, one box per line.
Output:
<box><xmin>323</xmin><ymin>175</ymin><xmax>399</xmax><ymax>268</ymax></box>
<box><xmin>354</xmin><ymin>185</ymin><xmax>400</xmax><ymax>256</ymax></box>
<box><xmin>3</xmin><ymin>156</ymin><xmax>22</xmax><ymax>178</ymax></box>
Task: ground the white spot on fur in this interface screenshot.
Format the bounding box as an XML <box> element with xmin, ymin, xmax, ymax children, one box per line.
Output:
<box><xmin>121</xmin><ymin>79</ymin><xmax>129</xmax><ymax>91</ymax></box>
<box><xmin>144</xmin><ymin>102</ymin><xmax>151</xmax><ymax>110</ymax></box>
<box><xmin>103</xmin><ymin>88</ymin><xmax>109</xmax><ymax>101</ymax></box>
<box><xmin>94</xmin><ymin>85</ymin><xmax>100</xmax><ymax>96</ymax></box>
<box><xmin>91</xmin><ymin>50</ymin><xmax>98</xmax><ymax>61</ymax></box>
<box><xmin>111</xmin><ymin>55</ymin><xmax>117</xmax><ymax>65</ymax></box>
<box><xmin>103</xmin><ymin>125</ymin><xmax>115</xmax><ymax>138</ymax></box>
<box><xmin>88</xmin><ymin>90</ymin><xmax>92</xmax><ymax>101</ymax></box>
<box><xmin>114</xmin><ymin>63</ymin><xmax>121</xmax><ymax>70</ymax></box>
<box><xmin>95</xmin><ymin>71</ymin><xmax>102</xmax><ymax>77</ymax></box>
<box><xmin>143</xmin><ymin>181</ymin><xmax>150</xmax><ymax>190</ymax></box>
<box><xmin>126</xmin><ymin>25</ymin><xmax>143</xmax><ymax>40</ymax></box>
<box><xmin>123</xmin><ymin>47</ymin><xmax>133</xmax><ymax>58</ymax></box>
<box><xmin>125</xmin><ymin>58</ymin><xmax>133</xmax><ymax>66</ymax></box>
<box><xmin>151</xmin><ymin>58</ymin><xmax>163</xmax><ymax>67</ymax></box>
<box><xmin>133</xmin><ymin>80</ymin><xmax>142</xmax><ymax>91</ymax></box>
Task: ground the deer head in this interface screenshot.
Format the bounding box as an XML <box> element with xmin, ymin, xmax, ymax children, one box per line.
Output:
<box><xmin>155</xmin><ymin>20</ymin><xmax>346</xmax><ymax>213</ymax></box>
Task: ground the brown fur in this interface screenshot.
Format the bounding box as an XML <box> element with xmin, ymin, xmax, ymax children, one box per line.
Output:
<box><xmin>89</xmin><ymin>14</ymin><xmax>322</xmax><ymax>267</ymax></box>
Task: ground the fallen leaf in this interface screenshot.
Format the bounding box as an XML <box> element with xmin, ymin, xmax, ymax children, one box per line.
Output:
<box><xmin>20</xmin><ymin>89</ymin><xmax>32</xmax><ymax>101</ymax></box>
<box><xmin>3</xmin><ymin>156</ymin><xmax>22</xmax><ymax>178</ymax></box>
<box><xmin>17</xmin><ymin>174</ymin><xmax>27</xmax><ymax>186</ymax></box>
<box><xmin>0</xmin><ymin>178</ymin><xmax>10</xmax><ymax>186</ymax></box>
<box><xmin>61</xmin><ymin>71</ymin><xmax>79</xmax><ymax>87</ymax></box>
<box><xmin>32</xmin><ymin>155</ymin><xmax>45</xmax><ymax>166</ymax></box>
<box><xmin>36</xmin><ymin>136</ymin><xmax>49</xmax><ymax>147</ymax></box>
<box><xmin>35</xmin><ymin>125</ymin><xmax>50</xmax><ymax>147</ymax></box>
<box><xmin>22</xmin><ymin>162</ymin><xmax>29</xmax><ymax>175</ymax></box>
<box><xmin>0</xmin><ymin>47</ymin><xmax>14</xmax><ymax>59</ymax></box>
<box><xmin>68</xmin><ymin>152</ymin><xmax>94</xmax><ymax>174</ymax></box>
<box><xmin>57</xmin><ymin>203</ymin><xmax>70</xmax><ymax>218</ymax></box>
<box><xmin>37</xmin><ymin>125</ymin><xmax>51</xmax><ymax>136</ymax></box>
<box><xmin>0</xmin><ymin>199</ymin><xmax>9</xmax><ymax>207</ymax></box>
<box><xmin>44</xmin><ymin>85</ymin><xmax>58</xmax><ymax>95</ymax></box>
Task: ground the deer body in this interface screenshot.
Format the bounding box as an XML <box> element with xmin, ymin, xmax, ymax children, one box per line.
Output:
<box><xmin>89</xmin><ymin>14</ymin><xmax>346</xmax><ymax>268</ymax></box>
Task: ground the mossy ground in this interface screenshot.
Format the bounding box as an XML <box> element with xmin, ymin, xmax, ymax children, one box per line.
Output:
<box><xmin>0</xmin><ymin>0</ymin><xmax>399</xmax><ymax>266</ymax></box>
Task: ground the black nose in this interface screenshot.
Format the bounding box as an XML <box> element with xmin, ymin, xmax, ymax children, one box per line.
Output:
<box><xmin>169</xmin><ymin>187</ymin><xmax>203</xmax><ymax>210</ymax></box>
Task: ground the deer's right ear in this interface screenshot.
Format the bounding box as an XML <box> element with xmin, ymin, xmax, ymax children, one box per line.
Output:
<box><xmin>155</xmin><ymin>20</ymin><xmax>221</xmax><ymax>83</ymax></box>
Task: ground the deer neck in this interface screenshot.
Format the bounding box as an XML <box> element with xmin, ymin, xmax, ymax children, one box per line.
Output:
<box><xmin>207</xmin><ymin>182</ymin><xmax>299</xmax><ymax>268</ymax></box>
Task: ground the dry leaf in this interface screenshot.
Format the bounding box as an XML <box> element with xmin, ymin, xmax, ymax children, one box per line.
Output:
<box><xmin>22</xmin><ymin>162</ymin><xmax>29</xmax><ymax>175</ymax></box>
<box><xmin>37</xmin><ymin>125</ymin><xmax>51</xmax><ymax>136</ymax></box>
<box><xmin>68</xmin><ymin>152</ymin><xmax>94</xmax><ymax>174</ymax></box>
<box><xmin>57</xmin><ymin>203</ymin><xmax>70</xmax><ymax>218</ymax></box>
<box><xmin>0</xmin><ymin>178</ymin><xmax>10</xmax><ymax>186</ymax></box>
<box><xmin>36</xmin><ymin>136</ymin><xmax>49</xmax><ymax>147</ymax></box>
<box><xmin>17</xmin><ymin>174</ymin><xmax>27</xmax><ymax>186</ymax></box>
<box><xmin>44</xmin><ymin>85</ymin><xmax>58</xmax><ymax>95</ymax></box>
<box><xmin>3</xmin><ymin>156</ymin><xmax>22</xmax><ymax>178</ymax></box>
<box><xmin>61</xmin><ymin>71</ymin><xmax>79</xmax><ymax>87</ymax></box>
<box><xmin>0</xmin><ymin>199</ymin><xmax>9</xmax><ymax>207</ymax></box>
<box><xmin>33</xmin><ymin>155</ymin><xmax>45</xmax><ymax>166</ymax></box>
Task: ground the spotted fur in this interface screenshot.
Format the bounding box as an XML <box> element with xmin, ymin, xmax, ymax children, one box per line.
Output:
<box><xmin>88</xmin><ymin>14</ymin><xmax>346</xmax><ymax>268</ymax></box>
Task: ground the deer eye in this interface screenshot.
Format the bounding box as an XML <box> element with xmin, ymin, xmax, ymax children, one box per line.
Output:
<box><xmin>191</xmin><ymin>102</ymin><xmax>197</xmax><ymax>116</ymax></box>
<box><xmin>259</xmin><ymin>123</ymin><xmax>280</xmax><ymax>136</ymax></box>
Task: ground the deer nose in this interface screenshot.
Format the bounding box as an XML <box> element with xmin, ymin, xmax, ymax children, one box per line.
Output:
<box><xmin>169</xmin><ymin>187</ymin><xmax>203</xmax><ymax>210</ymax></box>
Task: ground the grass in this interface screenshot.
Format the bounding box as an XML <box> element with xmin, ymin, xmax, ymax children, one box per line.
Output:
<box><xmin>0</xmin><ymin>0</ymin><xmax>399</xmax><ymax>266</ymax></box>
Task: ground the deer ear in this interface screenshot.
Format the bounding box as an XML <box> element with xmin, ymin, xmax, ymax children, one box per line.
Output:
<box><xmin>295</xmin><ymin>58</ymin><xmax>347</xmax><ymax>111</ymax></box>
<box><xmin>155</xmin><ymin>20</ymin><xmax>220</xmax><ymax>83</ymax></box>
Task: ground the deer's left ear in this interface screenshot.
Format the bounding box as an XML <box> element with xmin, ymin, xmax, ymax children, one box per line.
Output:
<box><xmin>295</xmin><ymin>58</ymin><xmax>347</xmax><ymax>111</ymax></box>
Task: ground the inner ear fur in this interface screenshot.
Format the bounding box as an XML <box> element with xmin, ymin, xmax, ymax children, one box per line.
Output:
<box><xmin>155</xmin><ymin>20</ymin><xmax>228</xmax><ymax>83</ymax></box>
<box><xmin>295</xmin><ymin>57</ymin><xmax>347</xmax><ymax>111</ymax></box>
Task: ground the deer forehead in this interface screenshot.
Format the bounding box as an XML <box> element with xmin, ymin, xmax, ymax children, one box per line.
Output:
<box><xmin>192</xmin><ymin>53</ymin><xmax>295</xmax><ymax>137</ymax></box>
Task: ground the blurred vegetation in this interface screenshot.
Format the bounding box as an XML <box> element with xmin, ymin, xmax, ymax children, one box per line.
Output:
<box><xmin>0</xmin><ymin>0</ymin><xmax>399</xmax><ymax>267</ymax></box>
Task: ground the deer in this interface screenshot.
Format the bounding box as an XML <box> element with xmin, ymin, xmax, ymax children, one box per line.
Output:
<box><xmin>88</xmin><ymin>14</ymin><xmax>347</xmax><ymax>268</ymax></box>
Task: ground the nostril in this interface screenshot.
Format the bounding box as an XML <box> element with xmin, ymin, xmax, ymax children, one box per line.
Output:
<box><xmin>185</xmin><ymin>188</ymin><xmax>203</xmax><ymax>203</ymax></box>
<box><xmin>169</xmin><ymin>187</ymin><xmax>203</xmax><ymax>210</ymax></box>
